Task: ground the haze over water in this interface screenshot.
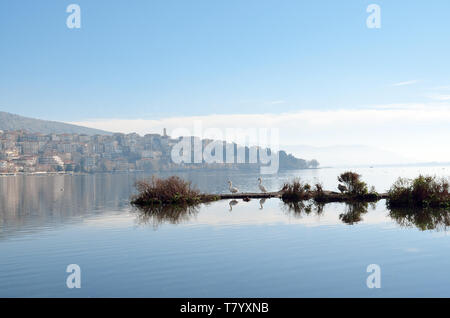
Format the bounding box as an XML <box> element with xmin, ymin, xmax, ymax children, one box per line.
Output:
<box><xmin>0</xmin><ymin>165</ymin><xmax>449</xmax><ymax>297</ymax></box>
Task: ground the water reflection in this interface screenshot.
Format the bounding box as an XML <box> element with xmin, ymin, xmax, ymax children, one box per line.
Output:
<box><xmin>259</xmin><ymin>198</ymin><xmax>266</xmax><ymax>210</ymax></box>
<box><xmin>228</xmin><ymin>200</ymin><xmax>238</xmax><ymax>212</ymax></box>
<box><xmin>132</xmin><ymin>200</ymin><xmax>377</xmax><ymax>229</ymax></box>
<box><xmin>132</xmin><ymin>197</ymin><xmax>450</xmax><ymax>229</ymax></box>
<box><xmin>280</xmin><ymin>200</ymin><xmax>377</xmax><ymax>225</ymax></box>
<box><xmin>0</xmin><ymin>174</ymin><xmax>135</xmax><ymax>239</ymax></box>
<box><xmin>131</xmin><ymin>199</ymin><xmax>450</xmax><ymax>230</ymax></box>
<box><xmin>133</xmin><ymin>204</ymin><xmax>201</xmax><ymax>229</ymax></box>
<box><xmin>282</xmin><ymin>200</ymin><xmax>324</xmax><ymax>217</ymax></box>
<box><xmin>2</xmin><ymin>171</ymin><xmax>450</xmax><ymax>236</ymax></box>
<box><xmin>339</xmin><ymin>202</ymin><xmax>375</xmax><ymax>225</ymax></box>
<box><xmin>389</xmin><ymin>207</ymin><xmax>450</xmax><ymax>231</ymax></box>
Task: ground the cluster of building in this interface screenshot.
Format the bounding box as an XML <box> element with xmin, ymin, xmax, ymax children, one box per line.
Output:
<box><xmin>0</xmin><ymin>129</ymin><xmax>178</xmax><ymax>174</ymax></box>
<box><xmin>0</xmin><ymin>129</ymin><xmax>319</xmax><ymax>174</ymax></box>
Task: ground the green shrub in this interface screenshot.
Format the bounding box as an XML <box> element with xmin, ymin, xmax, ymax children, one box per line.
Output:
<box><xmin>131</xmin><ymin>176</ymin><xmax>217</xmax><ymax>205</ymax></box>
<box><xmin>281</xmin><ymin>178</ymin><xmax>312</xmax><ymax>202</ymax></box>
<box><xmin>337</xmin><ymin>171</ymin><xmax>368</xmax><ymax>196</ymax></box>
<box><xmin>387</xmin><ymin>175</ymin><xmax>450</xmax><ymax>208</ymax></box>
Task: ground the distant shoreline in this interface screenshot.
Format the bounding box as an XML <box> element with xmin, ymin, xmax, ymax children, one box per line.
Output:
<box><xmin>1</xmin><ymin>162</ymin><xmax>449</xmax><ymax>177</ymax></box>
<box><xmin>0</xmin><ymin>167</ymin><xmax>323</xmax><ymax>177</ymax></box>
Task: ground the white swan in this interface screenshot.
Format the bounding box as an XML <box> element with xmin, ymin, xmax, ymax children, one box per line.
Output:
<box><xmin>228</xmin><ymin>181</ymin><xmax>239</xmax><ymax>193</ymax></box>
<box><xmin>258</xmin><ymin>177</ymin><xmax>267</xmax><ymax>193</ymax></box>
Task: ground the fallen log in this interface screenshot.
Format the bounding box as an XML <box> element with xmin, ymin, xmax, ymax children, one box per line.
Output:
<box><xmin>218</xmin><ymin>191</ymin><xmax>388</xmax><ymax>202</ymax></box>
<box><xmin>219</xmin><ymin>191</ymin><xmax>282</xmax><ymax>200</ymax></box>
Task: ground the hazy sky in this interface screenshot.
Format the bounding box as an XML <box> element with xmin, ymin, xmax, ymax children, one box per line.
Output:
<box><xmin>1</xmin><ymin>1</ymin><xmax>450</xmax><ymax>162</ymax></box>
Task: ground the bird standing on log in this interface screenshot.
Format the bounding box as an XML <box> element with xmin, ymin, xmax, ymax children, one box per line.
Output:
<box><xmin>258</xmin><ymin>177</ymin><xmax>267</xmax><ymax>193</ymax></box>
<box><xmin>228</xmin><ymin>181</ymin><xmax>239</xmax><ymax>193</ymax></box>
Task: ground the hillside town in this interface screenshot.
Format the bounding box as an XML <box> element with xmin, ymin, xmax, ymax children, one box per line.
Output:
<box><xmin>0</xmin><ymin>129</ymin><xmax>319</xmax><ymax>174</ymax></box>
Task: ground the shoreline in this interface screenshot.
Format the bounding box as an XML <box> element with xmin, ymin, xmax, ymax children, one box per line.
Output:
<box><xmin>0</xmin><ymin>167</ymin><xmax>323</xmax><ymax>177</ymax></box>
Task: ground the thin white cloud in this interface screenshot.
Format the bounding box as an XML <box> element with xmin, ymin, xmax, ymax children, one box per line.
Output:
<box><xmin>427</xmin><ymin>94</ymin><xmax>450</xmax><ymax>101</ymax></box>
<box><xmin>392</xmin><ymin>80</ymin><xmax>419</xmax><ymax>87</ymax></box>
<box><xmin>431</xmin><ymin>85</ymin><xmax>450</xmax><ymax>91</ymax></box>
<box><xmin>269</xmin><ymin>100</ymin><xmax>286</xmax><ymax>105</ymax></box>
<box><xmin>372</xmin><ymin>102</ymin><xmax>450</xmax><ymax>110</ymax></box>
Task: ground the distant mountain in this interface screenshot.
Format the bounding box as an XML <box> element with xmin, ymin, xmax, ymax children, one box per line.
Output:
<box><xmin>0</xmin><ymin>111</ymin><xmax>111</xmax><ymax>135</ymax></box>
<box><xmin>281</xmin><ymin>144</ymin><xmax>413</xmax><ymax>167</ymax></box>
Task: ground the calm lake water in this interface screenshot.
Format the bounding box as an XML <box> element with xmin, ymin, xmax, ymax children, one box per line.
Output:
<box><xmin>0</xmin><ymin>165</ymin><xmax>450</xmax><ymax>297</ymax></box>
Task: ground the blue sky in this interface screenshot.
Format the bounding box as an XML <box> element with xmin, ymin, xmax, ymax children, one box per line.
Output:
<box><xmin>1</xmin><ymin>1</ymin><xmax>450</xmax><ymax>163</ymax></box>
<box><xmin>1</xmin><ymin>0</ymin><xmax>450</xmax><ymax>121</ymax></box>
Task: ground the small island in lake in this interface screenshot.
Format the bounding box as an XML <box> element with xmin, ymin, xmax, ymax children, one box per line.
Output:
<box><xmin>131</xmin><ymin>173</ymin><xmax>450</xmax><ymax>214</ymax></box>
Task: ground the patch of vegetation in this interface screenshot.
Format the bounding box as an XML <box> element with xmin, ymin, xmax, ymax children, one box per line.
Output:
<box><xmin>387</xmin><ymin>175</ymin><xmax>450</xmax><ymax>208</ymax></box>
<box><xmin>280</xmin><ymin>175</ymin><xmax>379</xmax><ymax>204</ymax></box>
<box><xmin>338</xmin><ymin>171</ymin><xmax>368</xmax><ymax>195</ymax></box>
<box><xmin>281</xmin><ymin>178</ymin><xmax>312</xmax><ymax>202</ymax></box>
<box><xmin>312</xmin><ymin>182</ymin><xmax>327</xmax><ymax>202</ymax></box>
<box><xmin>131</xmin><ymin>176</ymin><xmax>219</xmax><ymax>206</ymax></box>
<box><xmin>335</xmin><ymin>171</ymin><xmax>379</xmax><ymax>201</ymax></box>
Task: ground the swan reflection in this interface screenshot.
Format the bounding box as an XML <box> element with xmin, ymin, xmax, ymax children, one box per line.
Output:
<box><xmin>229</xmin><ymin>199</ymin><xmax>238</xmax><ymax>212</ymax></box>
<box><xmin>259</xmin><ymin>198</ymin><xmax>266</xmax><ymax>210</ymax></box>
